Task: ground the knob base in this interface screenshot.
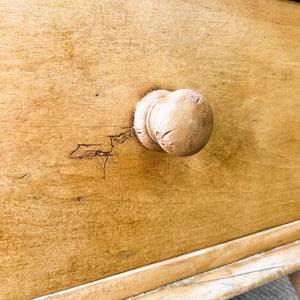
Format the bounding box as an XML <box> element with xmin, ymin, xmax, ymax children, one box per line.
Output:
<box><xmin>134</xmin><ymin>90</ymin><xmax>170</xmax><ymax>151</ymax></box>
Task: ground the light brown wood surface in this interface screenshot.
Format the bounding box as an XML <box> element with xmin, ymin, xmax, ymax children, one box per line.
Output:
<box><xmin>0</xmin><ymin>0</ymin><xmax>299</xmax><ymax>299</ymax></box>
<box><xmin>134</xmin><ymin>241</ymin><xmax>300</xmax><ymax>300</ymax></box>
<box><xmin>37</xmin><ymin>221</ymin><xmax>300</xmax><ymax>300</ymax></box>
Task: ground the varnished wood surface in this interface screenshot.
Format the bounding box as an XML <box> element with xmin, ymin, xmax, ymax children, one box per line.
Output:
<box><xmin>38</xmin><ymin>221</ymin><xmax>300</xmax><ymax>300</ymax></box>
<box><xmin>0</xmin><ymin>0</ymin><xmax>299</xmax><ymax>299</ymax></box>
<box><xmin>135</xmin><ymin>241</ymin><xmax>300</xmax><ymax>300</ymax></box>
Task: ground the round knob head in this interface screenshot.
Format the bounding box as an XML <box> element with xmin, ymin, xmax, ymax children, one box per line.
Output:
<box><xmin>134</xmin><ymin>89</ymin><xmax>213</xmax><ymax>156</ymax></box>
<box><xmin>147</xmin><ymin>89</ymin><xmax>213</xmax><ymax>156</ymax></box>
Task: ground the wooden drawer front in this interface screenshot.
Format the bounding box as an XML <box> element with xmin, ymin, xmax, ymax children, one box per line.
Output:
<box><xmin>0</xmin><ymin>0</ymin><xmax>299</xmax><ymax>299</ymax></box>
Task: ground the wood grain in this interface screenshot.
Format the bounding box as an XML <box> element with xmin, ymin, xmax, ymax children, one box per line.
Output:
<box><xmin>37</xmin><ymin>221</ymin><xmax>300</xmax><ymax>300</ymax></box>
<box><xmin>0</xmin><ymin>0</ymin><xmax>299</xmax><ymax>299</ymax></box>
<box><xmin>134</xmin><ymin>241</ymin><xmax>300</xmax><ymax>300</ymax></box>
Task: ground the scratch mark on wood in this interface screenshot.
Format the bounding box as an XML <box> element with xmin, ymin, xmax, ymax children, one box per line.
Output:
<box><xmin>177</xmin><ymin>264</ymin><xmax>300</xmax><ymax>288</ymax></box>
<box><xmin>70</xmin><ymin>128</ymin><xmax>134</xmax><ymax>179</ymax></box>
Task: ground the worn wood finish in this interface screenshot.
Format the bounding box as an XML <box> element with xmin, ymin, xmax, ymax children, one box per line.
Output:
<box><xmin>135</xmin><ymin>241</ymin><xmax>300</xmax><ymax>300</ymax></box>
<box><xmin>37</xmin><ymin>221</ymin><xmax>300</xmax><ymax>300</ymax></box>
<box><xmin>0</xmin><ymin>0</ymin><xmax>299</xmax><ymax>299</ymax></box>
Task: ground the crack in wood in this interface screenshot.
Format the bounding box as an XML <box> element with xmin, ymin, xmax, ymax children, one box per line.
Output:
<box><xmin>174</xmin><ymin>264</ymin><xmax>300</xmax><ymax>288</ymax></box>
<box><xmin>70</xmin><ymin>128</ymin><xmax>133</xmax><ymax>179</ymax></box>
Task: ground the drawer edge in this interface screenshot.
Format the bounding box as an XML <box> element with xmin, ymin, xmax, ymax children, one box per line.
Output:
<box><xmin>37</xmin><ymin>220</ymin><xmax>300</xmax><ymax>300</ymax></box>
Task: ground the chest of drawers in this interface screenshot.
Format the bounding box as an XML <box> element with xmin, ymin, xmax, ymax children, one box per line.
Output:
<box><xmin>0</xmin><ymin>0</ymin><xmax>299</xmax><ymax>299</ymax></box>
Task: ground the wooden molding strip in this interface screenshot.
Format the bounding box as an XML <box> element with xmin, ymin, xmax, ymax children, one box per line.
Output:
<box><xmin>135</xmin><ymin>241</ymin><xmax>300</xmax><ymax>300</ymax></box>
<box><xmin>38</xmin><ymin>220</ymin><xmax>300</xmax><ymax>300</ymax></box>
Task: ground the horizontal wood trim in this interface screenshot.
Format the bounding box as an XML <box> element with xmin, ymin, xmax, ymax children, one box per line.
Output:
<box><xmin>135</xmin><ymin>241</ymin><xmax>300</xmax><ymax>300</ymax></box>
<box><xmin>38</xmin><ymin>220</ymin><xmax>300</xmax><ymax>300</ymax></box>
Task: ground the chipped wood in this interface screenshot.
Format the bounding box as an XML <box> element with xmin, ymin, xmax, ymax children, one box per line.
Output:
<box><xmin>133</xmin><ymin>241</ymin><xmax>300</xmax><ymax>300</ymax></box>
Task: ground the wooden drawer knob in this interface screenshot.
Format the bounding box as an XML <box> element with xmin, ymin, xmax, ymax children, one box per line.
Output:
<box><xmin>134</xmin><ymin>89</ymin><xmax>213</xmax><ymax>156</ymax></box>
